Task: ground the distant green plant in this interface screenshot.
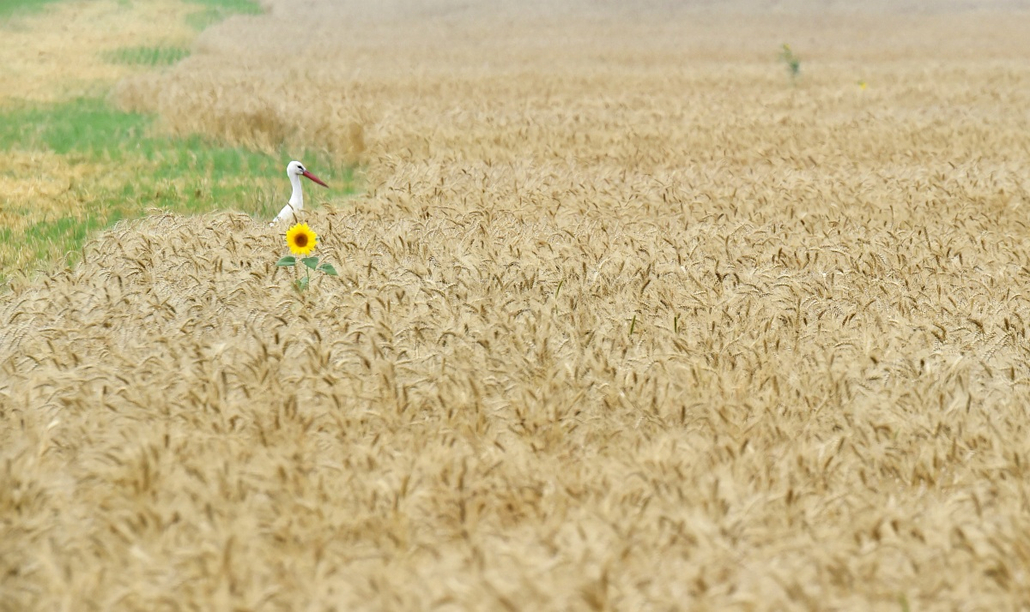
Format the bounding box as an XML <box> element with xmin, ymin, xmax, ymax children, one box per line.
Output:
<box><xmin>102</xmin><ymin>46</ymin><xmax>191</xmax><ymax>67</ymax></box>
<box><xmin>779</xmin><ymin>43</ymin><xmax>801</xmax><ymax>83</ymax></box>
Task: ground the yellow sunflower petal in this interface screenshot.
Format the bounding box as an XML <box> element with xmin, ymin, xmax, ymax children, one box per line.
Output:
<box><xmin>285</xmin><ymin>222</ymin><xmax>317</xmax><ymax>256</ymax></box>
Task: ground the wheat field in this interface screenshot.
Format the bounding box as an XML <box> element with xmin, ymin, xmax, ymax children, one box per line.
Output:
<box><xmin>4</xmin><ymin>1</ymin><xmax>1030</xmax><ymax>609</ymax></box>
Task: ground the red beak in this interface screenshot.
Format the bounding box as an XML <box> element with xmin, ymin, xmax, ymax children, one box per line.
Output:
<box><xmin>302</xmin><ymin>170</ymin><xmax>329</xmax><ymax>188</ymax></box>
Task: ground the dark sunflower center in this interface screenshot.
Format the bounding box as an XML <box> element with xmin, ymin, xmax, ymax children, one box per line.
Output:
<box><xmin>294</xmin><ymin>233</ymin><xmax>309</xmax><ymax>248</ymax></box>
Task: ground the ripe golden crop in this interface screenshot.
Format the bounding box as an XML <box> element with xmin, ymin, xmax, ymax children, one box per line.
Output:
<box><xmin>4</xmin><ymin>2</ymin><xmax>1030</xmax><ymax>609</ymax></box>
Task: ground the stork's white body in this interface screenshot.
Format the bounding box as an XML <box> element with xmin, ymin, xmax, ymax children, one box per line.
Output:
<box><xmin>271</xmin><ymin>160</ymin><xmax>328</xmax><ymax>226</ymax></box>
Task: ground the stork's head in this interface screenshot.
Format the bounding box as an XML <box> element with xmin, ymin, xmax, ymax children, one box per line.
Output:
<box><xmin>287</xmin><ymin>160</ymin><xmax>329</xmax><ymax>188</ymax></box>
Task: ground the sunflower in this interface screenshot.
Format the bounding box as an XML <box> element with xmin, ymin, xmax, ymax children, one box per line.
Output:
<box><xmin>285</xmin><ymin>222</ymin><xmax>317</xmax><ymax>256</ymax></box>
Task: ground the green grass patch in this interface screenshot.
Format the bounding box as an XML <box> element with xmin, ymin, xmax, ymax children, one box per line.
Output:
<box><xmin>26</xmin><ymin>214</ymin><xmax>102</xmax><ymax>265</ymax></box>
<box><xmin>0</xmin><ymin>97</ymin><xmax>150</xmax><ymax>156</ymax></box>
<box><xmin>0</xmin><ymin>97</ymin><xmax>358</xmax><ymax>282</ymax></box>
<box><xmin>0</xmin><ymin>0</ymin><xmax>64</xmax><ymax>21</ymax></box>
<box><xmin>185</xmin><ymin>0</ymin><xmax>261</xmax><ymax>30</ymax></box>
<box><xmin>0</xmin><ymin>0</ymin><xmax>262</xmax><ymax>25</ymax></box>
<box><xmin>102</xmin><ymin>45</ymin><xmax>192</xmax><ymax>67</ymax></box>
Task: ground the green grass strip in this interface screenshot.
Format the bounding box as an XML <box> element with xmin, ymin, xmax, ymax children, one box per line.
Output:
<box><xmin>102</xmin><ymin>46</ymin><xmax>192</xmax><ymax>67</ymax></box>
<box><xmin>0</xmin><ymin>0</ymin><xmax>64</xmax><ymax>20</ymax></box>
<box><xmin>185</xmin><ymin>0</ymin><xmax>262</xmax><ymax>30</ymax></box>
<box><xmin>0</xmin><ymin>97</ymin><xmax>150</xmax><ymax>156</ymax></box>
<box><xmin>1</xmin><ymin>0</ymin><xmax>262</xmax><ymax>24</ymax></box>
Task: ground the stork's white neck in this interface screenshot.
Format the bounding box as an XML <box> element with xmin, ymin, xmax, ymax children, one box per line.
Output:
<box><xmin>288</xmin><ymin>172</ymin><xmax>304</xmax><ymax>211</ymax></box>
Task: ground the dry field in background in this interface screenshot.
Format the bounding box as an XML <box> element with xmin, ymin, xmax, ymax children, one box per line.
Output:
<box><xmin>0</xmin><ymin>0</ymin><xmax>197</xmax><ymax>104</ymax></box>
<box><xmin>5</xmin><ymin>0</ymin><xmax>1030</xmax><ymax>609</ymax></box>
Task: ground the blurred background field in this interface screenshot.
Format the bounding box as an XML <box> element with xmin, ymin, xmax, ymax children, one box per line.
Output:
<box><xmin>4</xmin><ymin>1</ymin><xmax>1030</xmax><ymax>610</ymax></box>
<box><xmin>0</xmin><ymin>0</ymin><xmax>353</xmax><ymax>282</ymax></box>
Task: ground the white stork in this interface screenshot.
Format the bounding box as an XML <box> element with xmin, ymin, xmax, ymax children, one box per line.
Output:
<box><xmin>270</xmin><ymin>160</ymin><xmax>329</xmax><ymax>226</ymax></box>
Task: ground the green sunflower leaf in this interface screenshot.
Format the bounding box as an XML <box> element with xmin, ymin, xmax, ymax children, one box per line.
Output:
<box><xmin>301</xmin><ymin>256</ymin><xmax>320</xmax><ymax>270</ymax></box>
<box><xmin>318</xmin><ymin>263</ymin><xmax>339</xmax><ymax>276</ymax></box>
<box><xmin>276</xmin><ymin>256</ymin><xmax>296</xmax><ymax>267</ymax></box>
<box><xmin>295</xmin><ymin>276</ymin><xmax>310</xmax><ymax>291</ymax></box>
